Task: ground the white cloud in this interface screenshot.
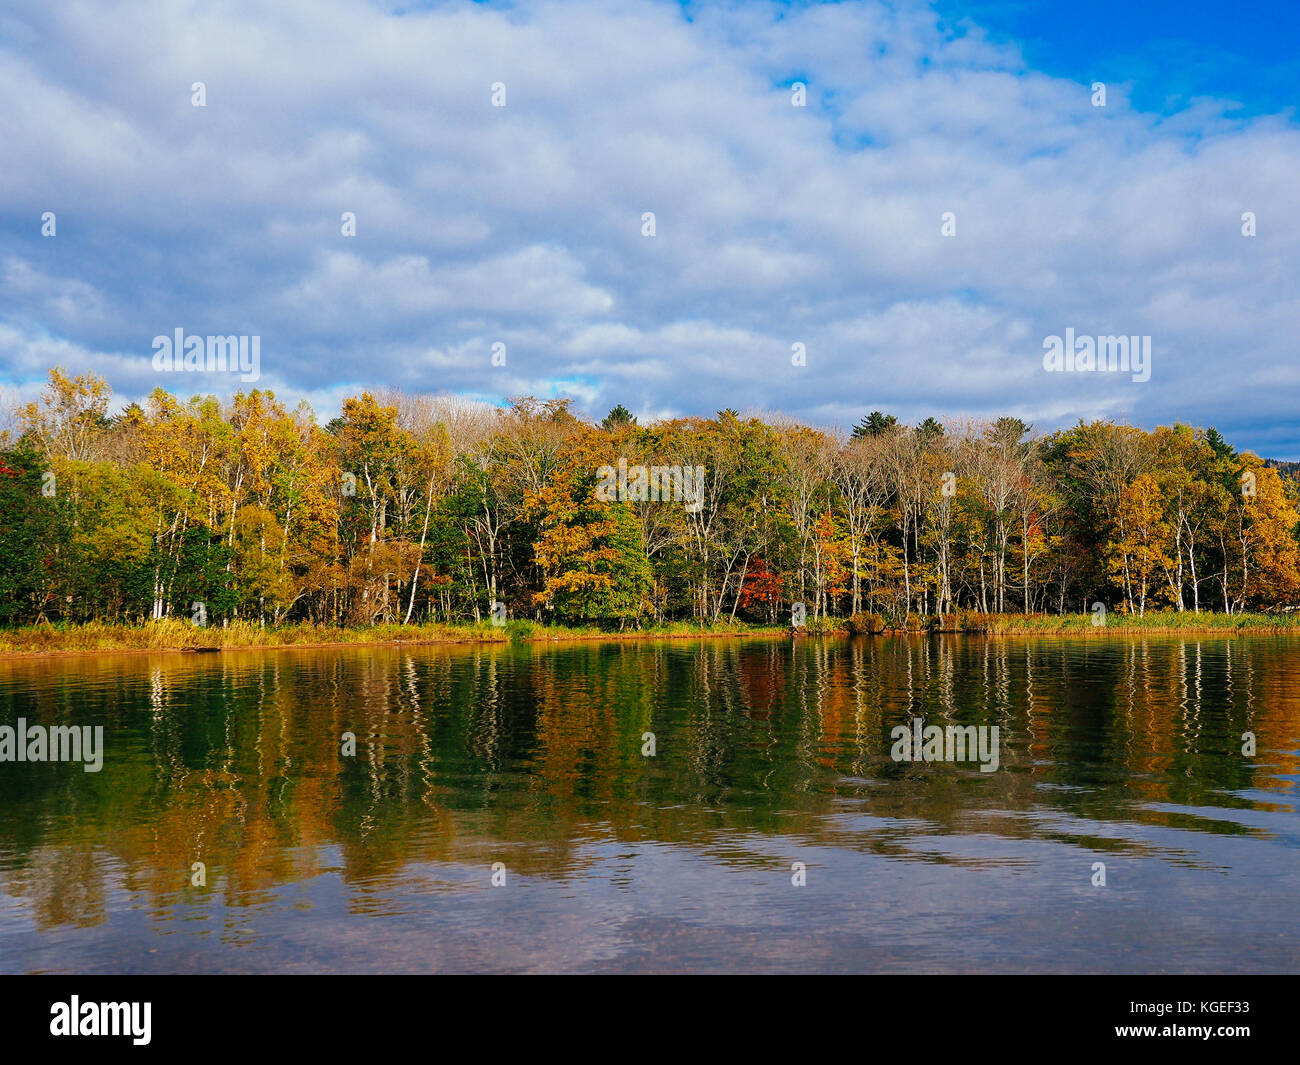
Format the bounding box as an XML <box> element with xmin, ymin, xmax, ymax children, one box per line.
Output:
<box><xmin>0</xmin><ymin>0</ymin><xmax>1296</xmax><ymax>451</ymax></box>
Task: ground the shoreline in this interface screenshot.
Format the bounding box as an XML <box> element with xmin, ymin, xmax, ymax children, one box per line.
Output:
<box><xmin>0</xmin><ymin>624</ymin><xmax>788</xmax><ymax>659</ymax></box>
<box><xmin>2</xmin><ymin>615</ymin><xmax>1299</xmax><ymax>659</ymax></box>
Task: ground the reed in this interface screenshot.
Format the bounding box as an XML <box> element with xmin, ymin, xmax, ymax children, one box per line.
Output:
<box><xmin>2</xmin><ymin>611</ymin><xmax>1296</xmax><ymax>656</ymax></box>
<box><xmin>0</xmin><ymin>617</ymin><xmax>788</xmax><ymax>655</ymax></box>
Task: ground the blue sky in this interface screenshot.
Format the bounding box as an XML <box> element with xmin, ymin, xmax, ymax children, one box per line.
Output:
<box><xmin>934</xmin><ymin>0</ymin><xmax>1300</xmax><ymax>118</ymax></box>
<box><xmin>2</xmin><ymin>0</ymin><xmax>1299</xmax><ymax>455</ymax></box>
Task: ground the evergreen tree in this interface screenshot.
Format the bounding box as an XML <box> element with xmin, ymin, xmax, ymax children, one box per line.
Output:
<box><xmin>852</xmin><ymin>411</ymin><xmax>899</xmax><ymax>438</ymax></box>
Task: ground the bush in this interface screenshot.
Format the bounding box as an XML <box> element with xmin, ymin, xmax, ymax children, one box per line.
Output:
<box><xmin>956</xmin><ymin>609</ymin><xmax>991</xmax><ymax>633</ymax></box>
<box><xmin>847</xmin><ymin>612</ymin><xmax>886</xmax><ymax>635</ymax></box>
<box><xmin>505</xmin><ymin>618</ymin><xmax>537</xmax><ymax>643</ymax></box>
<box><xmin>935</xmin><ymin>612</ymin><xmax>959</xmax><ymax>632</ymax></box>
<box><xmin>879</xmin><ymin>605</ymin><xmax>907</xmax><ymax>630</ymax></box>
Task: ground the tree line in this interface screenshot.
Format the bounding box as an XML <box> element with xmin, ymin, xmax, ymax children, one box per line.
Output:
<box><xmin>2</xmin><ymin>369</ymin><xmax>1298</xmax><ymax>629</ymax></box>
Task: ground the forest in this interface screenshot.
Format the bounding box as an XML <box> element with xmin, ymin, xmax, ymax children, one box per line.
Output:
<box><xmin>1</xmin><ymin>368</ymin><xmax>1299</xmax><ymax>632</ymax></box>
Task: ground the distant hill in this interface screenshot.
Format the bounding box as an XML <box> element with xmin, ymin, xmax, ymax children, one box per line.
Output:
<box><xmin>1265</xmin><ymin>459</ymin><xmax>1300</xmax><ymax>480</ymax></box>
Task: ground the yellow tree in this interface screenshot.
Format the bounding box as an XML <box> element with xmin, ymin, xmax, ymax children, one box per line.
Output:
<box><xmin>1234</xmin><ymin>458</ymin><xmax>1300</xmax><ymax>610</ymax></box>
<box><xmin>529</xmin><ymin>427</ymin><xmax>651</xmax><ymax>625</ymax></box>
<box><xmin>810</xmin><ymin>509</ymin><xmax>849</xmax><ymax>619</ymax></box>
<box><xmin>1109</xmin><ymin>473</ymin><xmax>1175</xmax><ymax>616</ymax></box>
<box><xmin>18</xmin><ymin>367</ymin><xmax>111</xmax><ymax>465</ymax></box>
<box><xmin>232</xmin><ymin>504</ymin><xmax>295</xmax><ymax>622</ymax></box>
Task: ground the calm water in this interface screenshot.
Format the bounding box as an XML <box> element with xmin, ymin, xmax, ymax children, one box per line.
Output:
<box><xmin>0</xmin><ymin>635</ymin><xmax>1297</xmax><ymax>974</ymax></box>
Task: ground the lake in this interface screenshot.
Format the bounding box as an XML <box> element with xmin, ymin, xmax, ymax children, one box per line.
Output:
<box><xmin>1</xmin><ymin>635</ymin><xmax>1297</xmax><ymax>973</ymax></box>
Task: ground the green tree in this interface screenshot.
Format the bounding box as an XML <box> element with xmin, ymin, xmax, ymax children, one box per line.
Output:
<box><xmin>852</xmin><ymin>411</ymin><xmax>899</xmax><ymax>439</ymax></box>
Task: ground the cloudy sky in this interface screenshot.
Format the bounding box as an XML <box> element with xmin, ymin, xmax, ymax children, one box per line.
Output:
<box><xmin>2</xmin><ymin>0</ymin><xmax>1298</xmax><ymax>454</ymax></box>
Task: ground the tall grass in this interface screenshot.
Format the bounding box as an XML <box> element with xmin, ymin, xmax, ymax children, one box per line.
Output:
<box><xmin>0</xmin><ymin>616</ymin><xmax>786</xmax><ymax>654</ymax></box>
<box><xmin>0</xmin><ymin>618</ymin><xmax>506</xmax><ymax>654</ymax></box>
<box><xmin>953</xmin><ymin>610</ymin><xmax>1300</xmax><ymax>635</ymax></box>
<box><xmin>1</xmin><ymin>611</ymin><xmax>1296</xmax><ymax>655</ymax></box>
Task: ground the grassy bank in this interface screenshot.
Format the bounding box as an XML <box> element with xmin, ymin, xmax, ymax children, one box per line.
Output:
<box><xmin>828</xmin><ymin>608</ymin><xmax>1300</xmax><ymax>636</ymax></box>
<box><xmin>1</xmin><ymin>611</ymin><xmax>1297</xmax><ymax>657</ymax></box>
<box><xmin>0</xmin><ymin>617</ymin><xmax>788</xmax><ymax>656</ymax></box>
<box><xmin>947</xmin><ymin>610</ymin><xmax>1300</xmax><ymax>635</ymax></box>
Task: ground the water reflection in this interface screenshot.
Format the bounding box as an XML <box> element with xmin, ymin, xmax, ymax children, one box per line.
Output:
<box><xmin>1</xmin><ymin>635</ymin><xmax>1297</xmax><ymax>972</ymax></box>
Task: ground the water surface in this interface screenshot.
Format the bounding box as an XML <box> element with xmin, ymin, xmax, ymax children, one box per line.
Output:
<box><xmin>1</xmin><ymin>635</ymin><xmax>1297</xmax><ymax>973</ymax></box>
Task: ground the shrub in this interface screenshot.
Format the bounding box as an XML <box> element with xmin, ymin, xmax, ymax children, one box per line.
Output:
<box><xmin>505</xmin><ymin>618</ymin><xmax>537</xmax><ymax>643</ymax></box>
<box><xmin>878</xmin><ymin>605</ymin><xmax>906</xmax><ymax>630</ymax></box>
<box><xmin>956</xmin><ymin>609</ymin><xmax>991</xmax><ymax>633</ymax></box>
<box><xmin>847</xmin><ymin>612</ymin><xmax>886</xmax><ymax>635</ymax></box>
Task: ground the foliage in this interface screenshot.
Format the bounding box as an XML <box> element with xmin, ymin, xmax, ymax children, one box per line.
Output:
<box><xmin>4</xmin><ymin>369</ymin><xmax>1300</xmax><ymax>635</ymax></box>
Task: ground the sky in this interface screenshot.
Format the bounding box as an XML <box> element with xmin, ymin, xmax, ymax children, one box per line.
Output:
<box><xmin>1</xmin><ymin>0</ymin><xmax>1298</xmax><ymax>455</ymax></box>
